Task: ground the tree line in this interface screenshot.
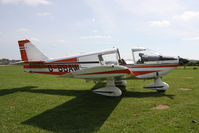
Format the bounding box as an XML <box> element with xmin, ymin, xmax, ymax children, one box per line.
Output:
<box><xmin>0</xmin><ymin>58</ymin><xmax>21</xmax><ymax>65</ymax></box>
<box><xmin>183</xmin><ymin>60</ymin><xmax>199</xmax><ymax>66</ymax></box>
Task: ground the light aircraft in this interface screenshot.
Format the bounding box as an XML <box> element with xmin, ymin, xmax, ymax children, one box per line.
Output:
<box><xmin>18</xmin><ymin>39</ymin><xmax>188</xmax><ymax>97</ymax></box>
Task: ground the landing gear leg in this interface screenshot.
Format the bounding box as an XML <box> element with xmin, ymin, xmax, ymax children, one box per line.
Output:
<box><xmin>92</xmin><ymin>78</ymin><xmax>122</xmax><ymax>97</ymax></box>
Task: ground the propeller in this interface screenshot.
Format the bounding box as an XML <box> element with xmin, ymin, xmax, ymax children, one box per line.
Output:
<box><xmin>178</xmin><ymin>56</ymin><xmax>189</xmax><ymax>65</ymax></box>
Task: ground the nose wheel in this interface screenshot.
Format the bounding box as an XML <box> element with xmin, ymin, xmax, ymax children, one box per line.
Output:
<box><xmin>144</xmin><ymin>77</ymin><xmax>169</xmax><ymax>92</ymax></box>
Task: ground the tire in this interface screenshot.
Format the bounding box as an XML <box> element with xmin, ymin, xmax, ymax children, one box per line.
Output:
<box><xmin>157</xmin><ymin>90</ymin><xmax>166</xmax><ymax>93</ymax></box>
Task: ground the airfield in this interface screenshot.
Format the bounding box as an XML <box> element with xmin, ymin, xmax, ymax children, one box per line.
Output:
<box><xmin>0</xmin><ymin>66</ymin><xmax>199</xmax><ymax>133</ymax></box>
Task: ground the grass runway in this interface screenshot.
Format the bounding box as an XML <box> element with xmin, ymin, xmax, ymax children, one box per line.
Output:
<box><xmin>0</xmin><ymin>66</ymin><xmax>199</xmax><ymax>133</ymax></box>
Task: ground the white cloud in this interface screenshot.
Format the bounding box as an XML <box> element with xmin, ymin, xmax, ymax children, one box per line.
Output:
<box><xmin>51</xmin><ymin>40</ymin><xmax>72</xmax><ymax>48</ymax></box>
<box><xmin>183</xmin><ymin>36</ymin><xmax>199</xmax><ymax>41</ymax></box>
<box><xmin>86</xmin><ymin>0</ymin><xmax>116</xmax><ymax>30</ymax></box>
<box><xmin>24</xmin><ymin>0</ymin><xmax>50</xmax><ymax>6</ymax></box>
<box><xmin>30</xmin><ymin>37</ymin><xmax>40</xmax><ymax>42</ymax></box>
<box><xmin>91</xmin><ymin>18</ymin><xmax>96</xmax><ymax>22</ymax></box>
<box><xmin>92</xmin><ymin>30</ymin><xmax>98</xmax><ymax>33</ymax></box>
<box><xmin>117</xmin><ymin>0</ymin><xmax>181</xmax><ymax>15</ymax></box>
<box><xmin>1</xmin><ymin>0</ymin><xmax>50</xmax><ymax>6</ymax></box>
<box><xmin>174</xmin><ymin>11</ymin><xmax>199</xmax><ymax>21</ymax></box>
<box><xmin>149</xmin><ymin>20</ymin><xmax>171</xmax><ymax>27</ymax></box>
<box><xmin>57</xmin><ymin>40</ymin><xmax>66</xmax><ymax>43</ymax></box>
<box><xmin>80</xmin><ymin>35</ymin><xmax>111</xmax><ymax>39</ymax></box>
<box><xmin>51</xmin><ymin>44</ymin><xmax>57</xmax><ymax>48</ymax></box>
<box><xmin>1</xmin><ymin>0</ymin><xmax>19</xmax><ymax>4</ymax></box>
<box><xmin>16</xmin><ymin>28</ymin><xmax>30</xmax><ymax>33</ymax></box>
<box><xmin>37</xmin><ymin>12</ymin><xmax>51</xmax><ymax>16</ymax></box>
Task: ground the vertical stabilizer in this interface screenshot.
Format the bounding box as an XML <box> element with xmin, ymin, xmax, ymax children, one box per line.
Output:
<box><xmin>18</xmin><ymin>39</ymin><xmax>48</xmax><ymax>61</ymax></box>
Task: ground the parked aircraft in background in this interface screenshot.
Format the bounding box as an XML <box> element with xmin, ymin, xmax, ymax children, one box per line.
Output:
<box><xmin>18</xmin><ymin>40</ymin><xmax>188</xmax><ymax>97</ymax></box>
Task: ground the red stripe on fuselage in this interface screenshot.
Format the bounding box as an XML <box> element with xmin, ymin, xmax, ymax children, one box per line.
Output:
<box><xmin>132</xmin><ymin>70</ymin><xmax>160</xmax><ymax>76</ymax></box>
<box><xmin>32</xmin><ymin>72</ymin><xmax>69</xmax><ymax>75</ymax></box>
<box><xmin>51</xmin><ymin>58</ymin><xmax>78</xmax><ymax>63</ymax></box>
<box><xmin>129</xmin><ymin>64</ymin><xmax>178</xmax><ymax>68</ymax></box>
<box><xmin>24</xmin><ymin>65</ymin><xmax>50</xmax><ymax>68</ymax></box>
<box><xmin>23</xmin><ymin>61</ymin><xmax>45</xmax><ymax>63</ymax></box>
<box><xmin>80</xmin><ymin>69</ymin><xmax>131</xmax><ymax>75</ymax></box>
<box><xmin>23</xmin><ymin>64</ymin><xmax>79</xmax><ymax>69</ymax></box>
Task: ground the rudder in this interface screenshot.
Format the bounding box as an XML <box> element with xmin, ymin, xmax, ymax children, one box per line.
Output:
<box><xmin>18</xmin><ymin>40</ymin><xmax>29</xmax><ymax>61</ymax></box>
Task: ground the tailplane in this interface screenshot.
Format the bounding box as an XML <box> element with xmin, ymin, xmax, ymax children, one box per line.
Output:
<box><xmin>18</xmin><ymin>39</ymin><xmax>48</xmax><ymax>62</ymax></box>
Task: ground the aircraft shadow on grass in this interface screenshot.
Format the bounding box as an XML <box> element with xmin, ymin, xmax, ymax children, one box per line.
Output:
<box><xmin>0</xmin><ymin>85</ymin><xmax>175</xmax><ymax>133</ymax></box>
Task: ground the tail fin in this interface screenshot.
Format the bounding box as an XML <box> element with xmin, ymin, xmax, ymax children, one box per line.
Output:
<box><xmin>18</xmin><ymin>39</ymin><xmax>48</xmax><ymax>62</ymax></box>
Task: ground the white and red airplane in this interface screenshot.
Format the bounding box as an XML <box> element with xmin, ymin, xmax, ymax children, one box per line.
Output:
<box><xmin>18</xmin><ymin>39</ymin><xmax>188</xmax><ymax>97</ymax></box>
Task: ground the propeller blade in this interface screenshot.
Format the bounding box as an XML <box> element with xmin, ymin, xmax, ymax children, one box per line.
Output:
<box><xmin>178</xmin><ymin>57</ymin><xmax>189</xmax><ymax>65</ymax></box>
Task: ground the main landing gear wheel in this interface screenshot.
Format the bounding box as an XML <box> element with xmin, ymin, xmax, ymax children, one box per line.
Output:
<box><xmin>157</xmin><ymin>90</ymin><xmax>166</xmax><ymax>93</ymax></box>
<box><xmin>92</xmin><ymin>78</ymin><xmax>122</xmax><ymax>97</ymax></box>
<box><xmin>144</xmin><ymin>77</ymin><xmax>169</xmax><ymax>93</ymax></box>
<box><xmin>115</xmin><ymin>80</ymin><xmax>127</xmax><ymax>94</ymax></box>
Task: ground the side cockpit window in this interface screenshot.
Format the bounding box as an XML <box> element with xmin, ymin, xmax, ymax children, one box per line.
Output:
<box><xmin>137</xmin><ymin>53</ymin><xmax>177</xmax><ymax>64</ymax></box>
<box><xmin>98</xmin><ymin>49</ymin><xmax>120</xmax><ymax>66</ymax></box>
<box><xmin>98</xmin><ymin>55</ymin><xmax>105</xmax><ymax>65</ymax></box>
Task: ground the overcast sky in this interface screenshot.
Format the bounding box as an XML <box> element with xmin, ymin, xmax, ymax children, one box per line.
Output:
<box><xmin>1</xmin><ymin>0</ymin><xmax>199</xmax><ymax>60</ymax></box>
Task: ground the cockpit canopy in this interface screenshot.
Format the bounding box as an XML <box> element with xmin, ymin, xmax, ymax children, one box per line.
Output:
<box><xmin>132</xmin><ymin>48</ymin><xmax>178</xmax><ymax>64</ymax></box>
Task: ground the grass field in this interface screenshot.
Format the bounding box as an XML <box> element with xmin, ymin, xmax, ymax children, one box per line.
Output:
<box><xmin>0</xmin><ymin>66</ymin><xmax>199</xmax><ymax>133</ymax></box>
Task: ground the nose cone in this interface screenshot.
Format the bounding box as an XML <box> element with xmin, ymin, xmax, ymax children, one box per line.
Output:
<box><xmin>179</xmin><ymin>57</ymin><xmax>189</xmax><ymax>65</ymax></box>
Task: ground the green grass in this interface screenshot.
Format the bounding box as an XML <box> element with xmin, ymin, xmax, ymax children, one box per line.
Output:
<box><xmin>0</xmin><ymin>66</ymin><xmax>199</xmax><ymax>133</ymax></box>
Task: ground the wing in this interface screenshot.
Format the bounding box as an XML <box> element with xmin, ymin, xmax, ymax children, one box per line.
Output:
<box><xmin>61</xmin><ymin>65</ymin><xmax>131</xmax><ymax>79</ymax></box>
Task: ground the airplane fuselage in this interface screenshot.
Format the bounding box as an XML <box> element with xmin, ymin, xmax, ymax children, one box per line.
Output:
<box><xmin>18</xmin><ymin>39</ymin><xmax>183</xmax><ymax>96</ymax></box>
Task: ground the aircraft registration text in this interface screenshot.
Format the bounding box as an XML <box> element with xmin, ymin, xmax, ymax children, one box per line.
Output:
<box><xmin>48</xmin><ymin>64</ymin><xmax>79</xmax><ymax>72</ymax></box>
